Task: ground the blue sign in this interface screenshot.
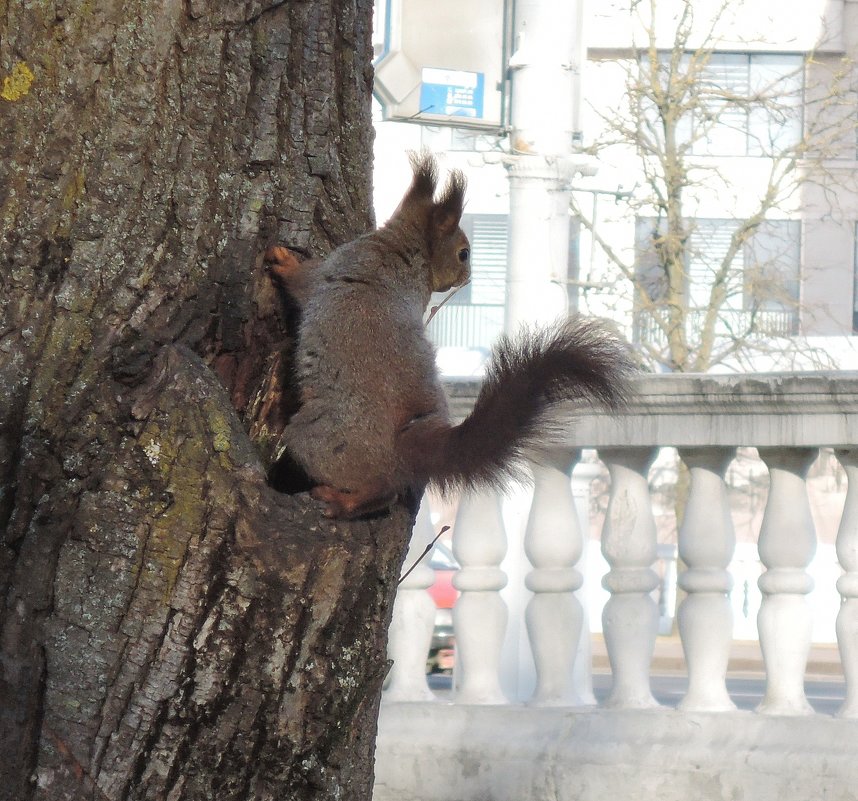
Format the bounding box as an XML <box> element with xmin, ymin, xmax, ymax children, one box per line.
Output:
<box><xmin>419</xmin><ymin>68</ymin><xmax>485</xmax><ymax>119</ymax></box>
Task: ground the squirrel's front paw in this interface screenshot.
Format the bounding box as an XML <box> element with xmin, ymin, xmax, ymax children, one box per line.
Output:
<box><xmin>264</xmin><ymin>246</ymin><xmax>303</xmax><ymax>284</ymax></box>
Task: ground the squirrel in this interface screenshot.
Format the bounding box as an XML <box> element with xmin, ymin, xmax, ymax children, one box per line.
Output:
<box><xmin>266</xmin><ymin>152</ymin><xmax>635</xmax><ymax>519</ymax></box>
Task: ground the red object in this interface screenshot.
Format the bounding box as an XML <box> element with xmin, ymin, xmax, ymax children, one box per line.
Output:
<box><xmin>427</xmin><ymin>566</ymin><xmax>458</xmax><ymax>609</ymax></box>
<box><xmin>425</xmin><ymin>541</ymin><xmax>459</xmax><ymax>674</ymax></box>
<box><xmin>427</xmin><ymin>542</ymin><xmax>459</xmax><ymax>608</ymax></box>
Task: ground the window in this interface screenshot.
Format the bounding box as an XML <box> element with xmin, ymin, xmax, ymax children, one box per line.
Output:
<box><xmin>427</xmin><ymin>213</ymin><xmax>581</xmax><ymax>353</ymax></box>
<box><xmin>446</xmin><ymin>214</ymin><xmax>508</xmax><ymax>305</ymax></box>
<box><xmin>635</xmin><ymin>216</ymin><xmax>801</xmax><ymax>337</ymax></box>
<box><xmin>644</xmin><ymin>52</ymin><xmax>804</xmax><ymax>157</ymax></box>
<box><xmin>426</xmin><ymin>213</ymin><xmax>508</xmax><ymax>354</ymax></box>
<box><xmin>745</xmin><ymin>55</ymin><xmax>804</xmax><ymax>156</ymax></box>
<box><xmin>633</xmin><ymin>218</ymin><xmax>741</xmax><ymax>309</ymax></box>
<box><xmin>688</xmin><ymin>218</ymin><xmax>744</xmax><ymax>311</ymax></box>
<box><xmin>742</xmin><ymin>219</ymin><xmax>801</xmax><ymax>314</ymax></box>
<box><xmin>693</xmin><ymin>54</ymin><xmax>751</xmax><ymax>156</ymax></box>
<box><xmin>448</xmin><ymin>214</ymin><xmax>578</xmax><ymax>308</ymax></box>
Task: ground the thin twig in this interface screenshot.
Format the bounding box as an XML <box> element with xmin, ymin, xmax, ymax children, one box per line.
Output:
<box><xmin>398</xmin><ymin>526</ymin><xmax>450</xmax><ymax>585</ymax></box>
<box><xmin>44</xmin><ymin>725</ymin><xmax>112</xmax><ymax>801</ymax></box>
<box><xmin>424</xmin><ymin>283</ymin><xmax>470</xmax><ymax>328</ymax></box>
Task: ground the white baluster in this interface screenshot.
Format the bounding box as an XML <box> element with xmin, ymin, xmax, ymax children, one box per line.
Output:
<box><xmin>599</xmin><ymin>447</ymin><xmax>660</xmax><ymax>709</ymax></box>
<box><xmin>384</xmin><ymin>499</ymin><xmax>438</xmax><ymax>702</ymax></box>
<box><xmin>677</xmin><ymin>447</ymin><xmax>737</xmax><ymax>712</ymax></box>
<box><xmin>835</xmin><ymin>448</ymin><xmax>858</xmax><ymax>718</ymax></box>
<box><xmin>572</xmin><ymin>460</ymin><xmax>602</xmax><ymax>706</ymax></box>
<box><xmin>452</xmin><ymin>488</ymin><xmax>509</xmax><ymax>704</ymax></box>
<box><xmin>524</xmin><ymin>450</ymin><xmax>584</xmax><ymax>706</ymax></box>
<box><xmin>756</xmin><ymin>447</ymin><xmax>818</xmax><ymax>716</ymax></box>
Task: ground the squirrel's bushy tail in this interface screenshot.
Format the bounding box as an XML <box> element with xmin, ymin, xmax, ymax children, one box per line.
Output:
<box><xmin>424</xmin><ymin>317</ymin><xmax>636</xmax><ymax>494</ymax></box>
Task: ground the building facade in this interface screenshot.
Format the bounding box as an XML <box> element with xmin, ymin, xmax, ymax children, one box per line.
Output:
<box><xmin>373</xmin><ymin>0</ymin><xmax>858</xmax><ymax>373</ymax></box>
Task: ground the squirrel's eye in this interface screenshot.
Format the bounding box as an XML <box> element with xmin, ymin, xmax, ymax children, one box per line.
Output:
<box><xmin>458</xmin><ymin>247</ymin><xmax>470</xmax><ymax>263</ymax></box>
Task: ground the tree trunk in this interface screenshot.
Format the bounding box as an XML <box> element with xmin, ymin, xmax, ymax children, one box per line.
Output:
<box><xmin>1</xmin><ymin>3</ymin><xmax>411</xmax><ymax>800</ymax></box>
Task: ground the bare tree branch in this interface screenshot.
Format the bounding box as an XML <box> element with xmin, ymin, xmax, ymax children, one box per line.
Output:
<box><xmin>574</xmin><ymin>0</ymin><xmax>857</xmax><ymax>372</ymax></box>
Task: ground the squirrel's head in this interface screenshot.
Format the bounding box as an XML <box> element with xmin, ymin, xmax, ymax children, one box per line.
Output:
<box><xmin>393</xmin><ymin>151</ymin><xmax>471</xmax><ymax>293</ymax></box>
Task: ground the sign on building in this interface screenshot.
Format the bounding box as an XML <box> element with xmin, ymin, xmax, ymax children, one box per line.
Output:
<box><xmin>373</xmin><ymin>0</ymin><xmax>508</xmax><ymax>131</ymax></box>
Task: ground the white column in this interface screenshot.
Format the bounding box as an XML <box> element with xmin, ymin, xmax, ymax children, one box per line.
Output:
<box><xmin>676</xmin><ymin>447</ymin><xmax>737</xmax><ymax>712</ymax></box>
<box><xmin>505</xmin><ymin>159</ymin><xmax>571</xmax><ymax>330</ymax></box>
<box><xmin>835</xmin><ymin>448</ymin><xmax>858</xmax><ymax>718</ymax></box>
<box><xmin>452</xmin><ymin>488</ymin><xmax>509</xmax><ymax>704</ymax></box>
<box><xmin>756</xmin><ymin>447</ymin><xmax>818</xmax><ymax>716</ymax></box>
<box><xmin>524</xmin><ymin>450</ymin><xmax>584</xmax><ymax>706</ymax></box>
<box><xmin>599</xmin><ymin>447</ymin><xmax>660</xmax><ymax>709</ymax></box>
<box><xmin>384</xmin><ymin>499</ymin><xmax>438</xmax><ymax>702</ymax></box>
<box><xmin>508</xmin><ymin>0</ymin><xmax>579</xmax><ymax>157</ymax></box>
<box><xmin>504</xmin><ymin>0</ymin><xmax>589</xmax><ymax>332</ymax></box>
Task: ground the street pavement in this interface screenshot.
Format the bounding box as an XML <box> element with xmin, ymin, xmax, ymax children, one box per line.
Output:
<box><xmin>425</xmin><ymin>635</ymin><xmax>847</xmax><ymax>714</ymax></box>
<box><xmin>591</xmin><ymin>673</ymin><xmax>846</xmax><ymax>715</ymax></box>
<box><xmin>426</xmin><ymin>672</ymin><xmax>846</xmax><ymax>714</ymax></box>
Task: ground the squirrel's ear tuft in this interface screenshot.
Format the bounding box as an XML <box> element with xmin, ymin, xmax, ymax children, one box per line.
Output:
<box><xmin>432</xmin><ymin>169</ymin><xmax>467</xmax><ymax>236</ymax></box>
<box><xmin>403</xmin><ymin>149</ymin><xmax>439</xmax><ymax>204</ymax></box>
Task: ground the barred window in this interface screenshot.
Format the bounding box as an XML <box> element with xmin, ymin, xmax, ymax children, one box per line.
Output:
<box><xmin>448</xmin><ymin>214</ymin><xmax>508</xmax><ymax>306</ymax></box>
<box><xmin>635</xmin><ymin>216</ymin><xmax>800</xmax><ymax>329</ymax></box>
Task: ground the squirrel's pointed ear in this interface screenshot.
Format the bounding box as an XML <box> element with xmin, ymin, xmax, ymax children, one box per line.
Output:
<box><xmin>431</xmin><ymin>170</ymin><xmax>466</xmax><ymax>236</ymax></box>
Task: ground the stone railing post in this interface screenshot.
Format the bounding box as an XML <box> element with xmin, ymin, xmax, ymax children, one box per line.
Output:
<box><xmin>571</xmin><ymin>461</ymin><xmax>602</xmax><ymax>706</ymax></box>
<box><xmin>756</xmin><ymin>447</ymin><xmax>818</xmax><ymax>715</ymax></box>
<box><xmin>452</xmin><ymin>487</ymin><xmax>509</xmax><ymax>704</ymax></box>
<box><xmin>524</xmin><ymin>450</ymin><xmax>585</xmax><ymax>706</ymax></box>
<box><xmin>835</xmin><ymin>448</ymin><xmax>858</xmax><ymax>718</ymax></box>
<box><xmin>384</xmin><ymin>498</ymin><xmax>438</xmax><ymax>702</ymax></box>
<box><xmin>676</xmin><ymin>447</ymin><xmax>737</xmax><ymax>712</ymax></box>
<box><xmin>599</xmin><ymin>447</ymin><xmax>660</xmax><ymax>709</ymax></box>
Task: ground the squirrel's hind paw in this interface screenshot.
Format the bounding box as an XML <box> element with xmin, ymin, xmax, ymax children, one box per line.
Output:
<box><xmin>311</xmin><ymin>483</ymin><xmax>397</xmax><ymax>520</ymax></box>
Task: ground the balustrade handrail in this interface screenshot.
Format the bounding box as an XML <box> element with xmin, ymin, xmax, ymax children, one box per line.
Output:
<box><xmin>445</xmin><ymin>371</ymin><xmax>858</xmax><ymax>448</ymax></box>
<box><xmin>377</xmin><ymin>369</ymin><xmax>858</xmax><ymax>801</ymax></box>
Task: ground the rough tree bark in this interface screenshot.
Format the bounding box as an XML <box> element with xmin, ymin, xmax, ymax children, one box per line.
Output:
<box><xmin>1</xmin><ymin>3</ymin><xmax>412</xmax><ymax>800</ymax></box>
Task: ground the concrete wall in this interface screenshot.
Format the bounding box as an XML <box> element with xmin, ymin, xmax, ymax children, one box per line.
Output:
<box><xmin>374</xmin><ymin>705</ymin><xmax>858</xmax><ymax>801</ymax></box>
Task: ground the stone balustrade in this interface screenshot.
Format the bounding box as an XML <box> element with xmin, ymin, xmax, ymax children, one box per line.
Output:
<box><xmin>376</xmin><ymin>373</ymin><xmax>858</xmax><ymax>801</ymax></box>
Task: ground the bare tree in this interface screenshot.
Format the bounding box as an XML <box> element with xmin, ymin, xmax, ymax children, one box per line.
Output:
<box><xmin>0</xmin><ymin>3</ymin><xmax>408</xmax><ymax>800</ymax></box>
<box><xmin>572</xmin><ymin>0</ymin><xmax>857</xmax><ymax>372</ymax></box>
